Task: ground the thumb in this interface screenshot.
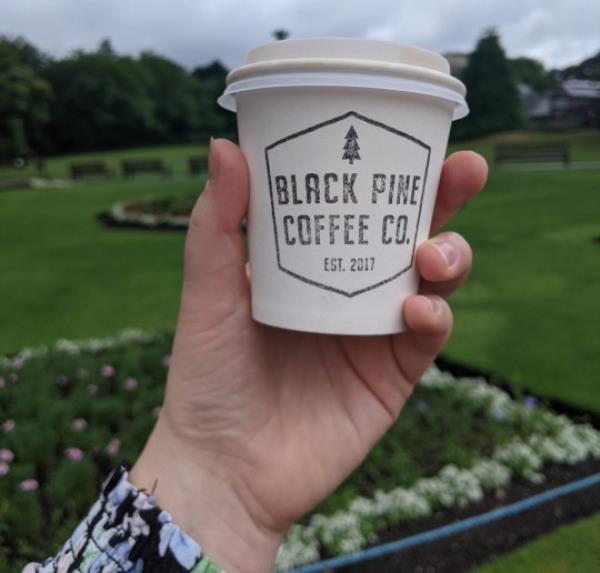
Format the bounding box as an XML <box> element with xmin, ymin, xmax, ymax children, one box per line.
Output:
<box><xmin>181</xmin><ymin>138</ymin><xmax>250</xmax><ymax>316</ymax></box>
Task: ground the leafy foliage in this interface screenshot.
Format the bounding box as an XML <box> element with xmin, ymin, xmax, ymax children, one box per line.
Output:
<box><xmin>456</xmin><ymin>29</ymin><xmax>522</xmax><ymax>139</ymax></box>
<box><xmin>509</xmin><ymin>56</ymin><xmax>552</xmax><ymax>91</ymax></box>
<box><xmin>0</xmin><ymin>37</ymin><xmax>52</xmax><ymax>159</ymax></box>
<box><xmin>560</xmin><ymin>50</ymin><xmax>600</xmax><ymax>81</ymax></box>
<box><xmin>0</xmin><ymin>332</ymin><xmax>170</xmax><ymax>569</ymax></box>
<box><xmin>43</xmin><ymin>52</ymin><xmax>159</xmax><ymax>152</ymax></box>
<box><xmin>0</xmin><ymin>36</ymin><xmax>232</xmax><ymax>160</ymax></box>
<box><xmin>2</xmin><ymin>330</ymin><xmax>599</xmax><ymax>571</ymax></box>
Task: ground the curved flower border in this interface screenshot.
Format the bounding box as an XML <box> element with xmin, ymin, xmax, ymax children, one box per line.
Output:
<box><xmin>105</xmin><ymin>201</ymin><xmax>189</xmax><ymax>229</ymax></box>
<box><xmin>274</xmin><ymin>368</ymin><xmax>600</xmax><ymax>570</ymax></box>
<box><xmin>0</xmin><ymin>328</ymin><xmax>163</xmax><ymax>370</ymax></box>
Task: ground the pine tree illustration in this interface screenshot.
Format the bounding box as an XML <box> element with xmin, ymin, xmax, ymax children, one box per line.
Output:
<box><xmin>342</xmin><ymin>125</ymin><xmax>361</xmax><ymax>164</ymax></box>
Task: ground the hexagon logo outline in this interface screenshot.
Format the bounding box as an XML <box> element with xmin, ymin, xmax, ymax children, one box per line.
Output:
<box><xmin>264</xmin><ymin>110</ymin><xmax>431</xmax><ymax>297</ymax></box>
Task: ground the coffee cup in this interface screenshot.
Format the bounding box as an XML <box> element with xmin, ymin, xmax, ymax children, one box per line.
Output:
<box><xmin>219</xmin><ymin>38</ymin><xmax>468</xmax><ymax>335</ymax></box>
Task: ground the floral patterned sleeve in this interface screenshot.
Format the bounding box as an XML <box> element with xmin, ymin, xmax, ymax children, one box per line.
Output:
<box><xmin>22</xmin><ymin>465</ymin><xmax>223</xmax><ymax>573</ymax></box>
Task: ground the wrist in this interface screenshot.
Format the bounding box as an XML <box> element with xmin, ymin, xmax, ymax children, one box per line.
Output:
<box><xmin>130</xmin><ymin>415</ymin><xmax>284</xmax><ymax>573</ymax></box>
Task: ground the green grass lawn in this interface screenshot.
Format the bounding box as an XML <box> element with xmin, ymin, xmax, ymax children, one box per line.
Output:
<box><xmin>443</xmin><ymin>167</ymin><xmax>600</xmax><ymax>412</ymax></box>
<box><xmin>0</xmin><ymin>132</ymin><xmax>599</xmax><ymax>413</ymax></box>
<box><xmin>474</xmin><ymin>512</ymin><xmax>600</xmax><ymax>573</ymax></box>
<box><xmin>0</xmin><ymin>178</ymin><xmax>199</xmax><ymax>354</ymax></box>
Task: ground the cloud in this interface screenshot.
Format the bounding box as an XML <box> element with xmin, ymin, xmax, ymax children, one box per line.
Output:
<box><xmin>1</xmin><ymin>0</ymin><xmax>598</xmax><ymax>70</ymax></box>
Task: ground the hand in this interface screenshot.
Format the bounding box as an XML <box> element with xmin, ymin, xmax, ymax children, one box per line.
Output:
<box><xmin>130</xmin><ymin>139</ymin><xmax>487</xmax><ymax>572</ymax></box>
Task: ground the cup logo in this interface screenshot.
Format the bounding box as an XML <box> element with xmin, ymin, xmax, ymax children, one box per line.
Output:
<box><xmin>265</xmin><ymin>111</ymin><xmax>431</xmax><ymax>297</ymax></box>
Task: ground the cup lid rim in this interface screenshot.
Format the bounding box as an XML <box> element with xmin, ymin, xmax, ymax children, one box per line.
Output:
<box><xmin>226</xmin><ymin>57</ymin><xmax>465</xmax><ymax>95</ymax></box>
<box><xmin>220</xmin><ymin>38</ymin><xmax>468</xmax><ymax>121</ymax></box>
<box><xmin>243</xmin><ymin>37</ymin><xmax>450</xmax><ymax>74</ymax></box>
<box><xmin>217</xmin><ymin>69</ymin><xmax>469</xmax><ymax>119</ymax></box>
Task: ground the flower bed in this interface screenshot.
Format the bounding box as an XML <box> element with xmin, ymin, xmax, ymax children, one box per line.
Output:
<box><xmin>0</xmin><ymin>331</ymin><xmax>598</xmax><ymax>572</ymax></box>
<box><xmin>0</xmin><ymin>330</ymin><xmax>170</xmax><ymax>570</ymax></box>
<box><xmin>275</xmin><ymin>369</ymin><xmax>600</xmax><ymax>569</ymax></box>
<box><xmin>98</xmin><ymin>196</ymin><xmax>196</xmax><ymax>230</ymax></box>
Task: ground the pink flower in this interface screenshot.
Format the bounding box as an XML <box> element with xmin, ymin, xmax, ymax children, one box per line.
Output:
<box><xmin>124</xmin><ymin>377</ymin><xmax>138</xmax><ymax>391</ymax></box>
<box><xmin>13</xmin><ymin>357</ymin><xmax>24</xmax><ymax>369</ymax></box>
<box><xmin>9</xmin><ymin>373</ymin><xmax>18</xmax><ymax>383</ymax></box>
<box><xmin>65</xmin><ymin>447</ymin><xmax>83</xmax><ymax>461</ymax></box>
<box><xmin>162</xmin><ymin>354</ymin><xmax>171</xmax><ymax>368</ymax></box>
<box><xmin>105</xmin><ymin>438</ymin><xmax>121</xmax><ymax>456</ymax></box>
<box><xmin>2</xmin><ymin>420</ymin><xmax>15</xmax><ymax>433</ymax></box>
<box><xmin>0</xmin><ymin>448</ymin><xmax>14</xmax><ymax>462</ymax></box>
<box><xmin>77</xmin><ymin>368</ymin><xmax>89</xmax><ymax>378</ymax></box>
<box><xmin>0</xmin><ymin>462</ymin><xmax>9</xmax><ymax>477</ymax></box>
<box><xmin>87</xmin><ymin>384</ymin><xmax>99</xmax><ymax>395</ymax></box>
<box><xmin>56</xmin><ymin>374</ymin><xmax>69</xmax><ymax>386</ymax></box>
<box><xmin>152</xmin><ymin>406</ymin><xmax>162</xmax><ymax>419</ymax></box>
<box><xmin>0</xmin><ymin>377</ymin><xmax>5</xmax><ymax>388</ymax></box>
<box><xmin>100</xmin><ymin>364</ymin><xmax>115</xmax><ymax>378</ymax></box>
<box><xmin>20</xmin><ymin>478</ymin><xmax>39</xmax><ymax>491</ymax></box>
<box><xmin>72</xmin><ymin>418</ymin><xmax>87</xmax><ymax>431</ymax></box>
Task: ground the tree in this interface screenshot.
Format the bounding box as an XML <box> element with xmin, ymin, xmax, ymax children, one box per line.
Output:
<box><xmin>342</xmin><ymin>126</ymin><xmax>360</xmax><ymax>164</ymax></box>
<box><xmin>560</xmin><ymin>51</ymin><xmax>600</xmax><ymax>81</ymax></box>
<box><xmin>192</xmin><ymin>60</ymin><xmax>228</xmax><ymax>81</ymax></box>
<box><xmin>0</xmin><ymin>37</ymin><xmax>52</xmax><ymax>159</ymax></box>
<box><xmin>457</xmin><ymin>29</ymin><xmax>522</xmax><ymax>138</ymax></box>
<box><xmin>509</xmin><ymin>56</ymin><xmax>551</xmax><ymax>91</ymax></box>
<box><xmin>97</xmin><ymin>38</ymin><xmax>115</xmax><ymax>56</ymax></box>
<box><xmin>272</xmin><ymin>29</ymin><xmax>290</xmax><ymax>41</ymax></box>
<box><xmin>0</xmin><ymin>35</ymin><xmax>48</xmax><ymax>72</ymax></box>
<box><xmin>139</xmin><ymin>52</ymin><xmax>202</xmax><ymax>138</ymax></box>
<box><xmin>43</xmin><ymin>53</ymin><xmax>158</xmax><ymax>151</ymax></box>
<box><xmin>192</xmin><ymin>60</ymin><xmax>236</xmax><ymax>135</ymax></box>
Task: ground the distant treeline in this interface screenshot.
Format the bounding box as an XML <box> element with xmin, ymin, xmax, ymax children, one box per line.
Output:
<box><xmin>1</xmin><ymin>32</ymin><xmax>598</xmax><ymax>161</ymax></box>
<box><xmin>0</xmin><ymin>37</ymin><xmax>235</xmax><ymax>161</ymax></box>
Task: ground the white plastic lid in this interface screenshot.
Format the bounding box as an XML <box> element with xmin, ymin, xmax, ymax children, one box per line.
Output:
<box><xmin>218</xmin><ymin>38</ymin><xmax>468</xmax><ymax>120</ymax></box>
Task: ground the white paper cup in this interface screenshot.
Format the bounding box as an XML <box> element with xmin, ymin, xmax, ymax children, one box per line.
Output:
<box><xmin>219</xmin><ymin>38</ymin><xmax>468</xmax><ymax>335</ymax></box>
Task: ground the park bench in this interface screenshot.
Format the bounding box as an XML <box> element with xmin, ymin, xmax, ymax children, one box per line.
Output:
<box><xmin>0</xmin><ymin>179</ymin><xmax>33</xmax><ymax>191</ymax></box>
<box><xmin>121</xmin><ymin>159</ymin><xmax>172</xmax><ymax>178</ymax></box>
<box><xmin>494</xmin><ymin>141</ymin><xmax>570</xmax><ymax>167</ymax></box>
<box><xmin>70</xmin><ymin>162</ymin><xmax>114</xmax><ymax>179</ymax></box>
<box><xmin>188</xmin><ymin>156</ymin><xmax>208</xmax><ymax>175</ymax></box>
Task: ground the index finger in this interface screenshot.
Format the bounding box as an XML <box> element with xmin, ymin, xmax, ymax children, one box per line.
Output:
<box><xmin>430</xmin><ymin>151</ymin><xmax>488</xmax><ymax>233</ymax></box>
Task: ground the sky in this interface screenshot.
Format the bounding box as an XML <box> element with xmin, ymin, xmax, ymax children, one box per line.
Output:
<box><xmin>1</xmin><ymin>0</ymin><xmax>599</xmax><ymax>71</ymax></box>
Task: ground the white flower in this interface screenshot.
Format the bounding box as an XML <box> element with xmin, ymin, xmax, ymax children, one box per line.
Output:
<box><xmin>373</xmin><ymin>488</ymin><xmax>430</xmax><ymax>523</ymax></box>
<box><xmin>275</xmin><ymin>526</ymin><xmax>320</xmax><ymax>570</ymax></box>
<box><xmin>310</xmin><ymin>512</ymin><xmax>366</xmax><ymax>556</ymax></box>
<box><xmin>471</xmin><ymin>460</ymin><xmax>512</xmax><ymax>489</ymax></box>
<box><xmin>494</xmin><ymin>440</ymin><xmax>543</xmax><ymax>481</ymax></box>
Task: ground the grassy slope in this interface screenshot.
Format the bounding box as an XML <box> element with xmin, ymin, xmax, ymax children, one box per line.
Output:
<box><xmin>444</xmin><ymin>167</ymin><xmax>600</xmax><ymax>411</ymax></box>
<box><xmin>0</xmin><ymin>178</ymin><xmax>199</xmax><ymax>353</ymax></box>
<box><xmin>474</xmin><ymin>513</ymin><xmax>600</xmax><ymax>573</ymax></box>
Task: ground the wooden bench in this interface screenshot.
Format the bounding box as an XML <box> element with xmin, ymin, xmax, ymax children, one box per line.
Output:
<box><xmin>121</xmin><ymin>159</ymin><xmax>172</xmax><ymax>178</ymax></box>
<box><xmin>188</xmin><ymin>156</ymin><xmax>208</xmax><ymax>176</ymax></box>
<box><xmin>70</xmin><ymin>162</ymin><xmax>114</xmax><ymax>179</ymax></box>
<box><xmin>494</xmin><ymin>142</ymin><xmax>570</xmax><ymax>167</ymax></box>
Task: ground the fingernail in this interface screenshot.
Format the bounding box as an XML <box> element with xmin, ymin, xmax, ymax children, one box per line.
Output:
<box><xmin>433</xmin><ymin>239</ymin><xmax>458</xmax><ymax>269</ymax></box>
<box><xmin>208</xmin><ymin>137</ymin><xmax>219</xmax><ymax>184</ymax></box>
